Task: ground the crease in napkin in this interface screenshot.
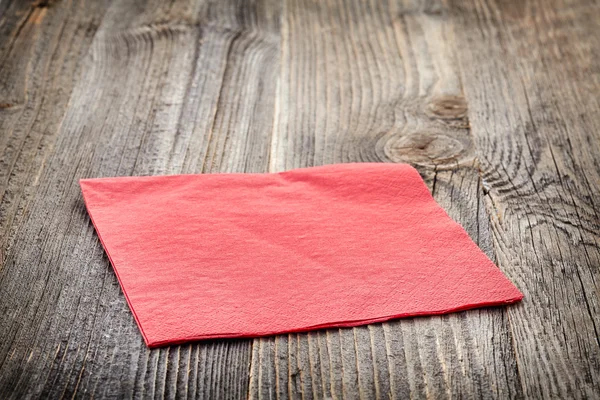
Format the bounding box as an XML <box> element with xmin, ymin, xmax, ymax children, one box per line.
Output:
<box><xmin>80</xmin><ymin>163</ymin><xmax>523</xmax><ymax>348</ymax></box>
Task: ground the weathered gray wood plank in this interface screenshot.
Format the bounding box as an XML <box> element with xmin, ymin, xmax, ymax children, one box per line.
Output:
<box><xmin>0</xmin><ymin>0</ymin><xmax>279</xmax><ymax>398</ymax></box>
<box><xmin>450</xmin><ymin>0</ymin><xmax>600</xmax><ymax>397</ymax></box>
<box><xmin>250</xmin><ymin>0</ymin><xmax>521</xmax><ymax>398</ymax></box>
<box><xmin>0</xmin><ymin>0</ymin><xmax>112</xmax><ymax>273</ymax></box>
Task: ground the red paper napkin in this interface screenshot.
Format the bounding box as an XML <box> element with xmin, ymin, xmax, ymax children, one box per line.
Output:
<box><xmin>80</xmin><ymin>163</ymin><xmax>522</xmax><ymax>347</ymax></box>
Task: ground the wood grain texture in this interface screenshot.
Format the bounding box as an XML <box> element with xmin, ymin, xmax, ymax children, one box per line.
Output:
<box><xmin>0</xmin><ymin>0</ymin><xmax>599</xmax><ymax>398</ymax></box>
<box><xmin>253</xmin><ymin>0</ymin><xmax>522</xmax><ymax>399</ymax></box>
<box><xmin>450</xmin><ymin>0</ymin><xmax>600</xmax><ymax>397</ymax></box>
<box><xmin>0</xmin><ymin>0</ymin><xmax>278</xmax><ymax>398</ymax></box>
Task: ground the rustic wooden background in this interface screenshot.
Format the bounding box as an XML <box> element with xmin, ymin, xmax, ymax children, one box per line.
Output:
<box><xmin>1</xmin><ymin>0</ymin><xmax>599</xmax><ymax>398</ymax></box>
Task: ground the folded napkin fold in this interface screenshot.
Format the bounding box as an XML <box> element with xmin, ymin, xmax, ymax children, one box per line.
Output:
<box><xmin>80</xmin><ymin>163</ymin><xmax>522</xmax><ymax>347</ymax></box>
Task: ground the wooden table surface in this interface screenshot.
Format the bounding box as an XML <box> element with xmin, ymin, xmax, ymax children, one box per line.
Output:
<box><xmin>1</xmin><ymin>0</ymin><xmax>599</xmax><ymax>398</ymax></box>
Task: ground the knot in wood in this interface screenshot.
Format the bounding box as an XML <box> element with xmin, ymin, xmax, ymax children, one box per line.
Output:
<box><xmin>384</xmin><ymin>131</ymin><xmax>471</xmax><ymax>166</ymax></box>
<box><xmin>426</xmin><ymin>96</ymin><xmax>468</xmax><ymax>120</ymax></box>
